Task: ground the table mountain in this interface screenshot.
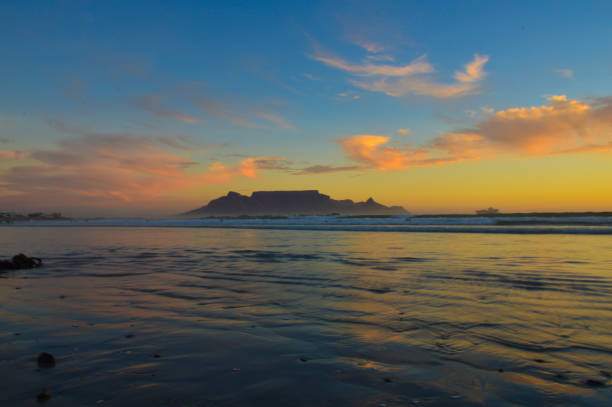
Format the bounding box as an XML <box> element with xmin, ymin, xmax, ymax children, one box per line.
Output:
<box><xmin>184</xmin><ymin>190</ymin><xmax>407</xmax><ymax>216</ymax></box>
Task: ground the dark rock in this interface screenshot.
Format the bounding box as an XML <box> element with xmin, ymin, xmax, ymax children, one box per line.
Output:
<box><xmin>498</xmin><ymin>368</ymin><xmax>504</xmax><ymax>373</ymax></box>
<box><xmin>299</xmin><ymin>356</ymin><xmax>309</xmax><ymax>362</ymax></box>
<box><xmin>601</xmin><ymin>370</ymin><xmax>611</xmax><ymax>378</ymax></box>
<box><xmin>534</xmin><ymin>359</ymin><xmax>545</xmax><ymax>363</ymax></box>
<box><xmin>0</xmin><ymin>254</ymin><xmax>43</xmax><ymax>270</ymax></box>
<box><xmin>153</xmin><ymin>354</ymin><xmax>161</xmax><ymax>358</ymax></box>
<box><xmin>37</xmin><ymin>353</ymin><xmax>55</xmax><ymax>368</ymax></box>
<box><xmin>383</xmin><ymin>378</ymin><xmax>393</xmax><ymax>383</ymax></box>
<box><xmin>36</xmin><ymin>388</ymin><xmax>52</xmax><ymax>402</ymax></box>
<box><xmin>125</xmin><ymin>334</ymin><xmax>134</xmax><ymax>338</ymax></box>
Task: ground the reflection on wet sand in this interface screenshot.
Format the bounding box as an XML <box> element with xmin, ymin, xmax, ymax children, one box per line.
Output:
<box><xmin>0</xmin><ymin>227</ymin><xmax>611</xmax><ymax>406</ymax></box>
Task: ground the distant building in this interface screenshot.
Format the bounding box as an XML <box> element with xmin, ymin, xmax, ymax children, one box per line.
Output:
<box><xmin>476</xmin><ymin>207</ymin><xmax>500</xmax><ymax>215</ymax></box>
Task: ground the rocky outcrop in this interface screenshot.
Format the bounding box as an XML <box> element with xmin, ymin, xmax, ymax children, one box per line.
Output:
<box><xmin>185</xmin><ymin>190</ymin><xmax>407</xmax><ymax>216</ymax></box>
<box><xmin>0</xmin><ymin>254</ymin><xmax>43</xmax><ymax>270</ymax></box>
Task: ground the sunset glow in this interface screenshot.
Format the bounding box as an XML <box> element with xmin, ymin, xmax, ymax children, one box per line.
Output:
<box><xmin>1</xmin><ymin>2</ymin><xmax>610</xmax><ymax>215</ymax></box>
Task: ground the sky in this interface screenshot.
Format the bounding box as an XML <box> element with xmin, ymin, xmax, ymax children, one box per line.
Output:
<box><xmin>1</xmin><ymin>0</ymin><xmax>611</xmax><ymax>216</ymax></box>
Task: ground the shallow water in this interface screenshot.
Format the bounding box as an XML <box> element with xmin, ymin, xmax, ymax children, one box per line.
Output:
<box><xmin>1</xmin><ymin>227</ymin><xmax>611</xmax><ymax>406</ymax></box>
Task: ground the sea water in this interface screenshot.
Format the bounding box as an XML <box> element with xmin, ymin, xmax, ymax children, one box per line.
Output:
<box><xmin>1</xmin><ymin>224</ymin><xmax>611</xmax><ymax>406</ymax></box>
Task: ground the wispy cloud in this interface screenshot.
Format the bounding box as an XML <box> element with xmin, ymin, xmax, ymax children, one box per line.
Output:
<box><xmin>249</xmin><ymin>157</ymin><xmax>293</xmax><ymax>171</ymax></box>
<box><xmin>555</xmin><ymin>68</ymin><xmax>574</xmax><ymax>78</ymax></box>
<box><xmin>0</xmin><ymin>122</ymin><xmax>282</xmax><ymax>208</ymax></box>
<box><xmin>311</xmin><ymin>42</ymin><xmax>489</xmax><ymax>99</ymax></box>
<box><xmin>397</xmin><ymin>128</ymin><xmax>410</xmax><ymax>136</ymax></box>
<box><xmin>366</xmin><ymin>54</ymin><xmax>395</xmax><ymax>62</ymax></box>
<box><xmin>302</xmin><ymin>73</ymin><xmax>319</xmax><ymax>81</ymax></box>
<box><xmin>312</xmin><ymin>50</ymin><xmax>433</xmax><ymax>77</ymax></box>
<box><xmin>453</xmin><ymin>55</ymin><xmax>489</xmax><ymax>83</ymax></box>
<box><xmin>177</xmin><ymin>86</ymin><xmax>293</xmax><ymax>130</ymax></box>
<box><xmin>253</xmin><ymin>111</ymin><xmax>295</xmax><ymax>130</ymax></box>
<box><xmin>354</xmin><ymin>40</ymin><xmax>386</xmax><ymax>53</ymax></box>
<box><xmin>193</xmin><ymin>97</ymin><xmax>257</xmax><ymax>128</ymax></box>
<box><xmin>132</xmin><ymin>94</ymin><xmax>201</xmax><ymax>123</ymax></box>
<box><xmin>351</xmin><ymin>54</ymin><xmax>489</xmax><ymax>98</ymax></box>
<box><xmin>337</xmin><ymin>92</ymin><xmax>360</xmax><ymax>100</ymax></box>
<box><xmin>294</xmin><ymin>164</ymin><xmax>364</xmax><ymax>175</ymax></box>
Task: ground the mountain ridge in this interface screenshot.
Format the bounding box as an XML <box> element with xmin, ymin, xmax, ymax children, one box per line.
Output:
<box><xmin>184</xmin><ymin>190</ymin><xmax>407</xmax><ymax>216</ymax></box>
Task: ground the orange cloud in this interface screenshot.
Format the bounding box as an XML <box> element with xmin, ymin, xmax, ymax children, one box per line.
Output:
<box><xmin>0</xmin><ymin>132</ymin><xmax>274</xmax><ymax>208</ymax></box>
<box><xmin>0</xmin><ymin>150</ymin><xmax>29</xmax><ymax>160</ymax></box>
<box><xmin>337</xmin><ymin>135</ymin><xmax>457</xmax><ymax>170</ymax></box>
<box><xmin>453</xmin><ymin>54</ymin><xmax>489</xmax><ymax>83</ymax></box>
<box><xmin>432</xmin><ymin>95</ymin><xmax>612</xmax><ymax>156</ymax></box>
<box><xmin>397</xmin><ymin>128</ymin><xmax>410</xmax><ymax>136</ymax></box>
<box><xmin>338</xmin><ymin>95</ymin><xmax>612</xmax><ymax>170</ymax></box>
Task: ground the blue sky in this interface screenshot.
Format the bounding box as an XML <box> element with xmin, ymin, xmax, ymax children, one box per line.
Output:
<box><xmin>1</xmin><ymin>1</ymin><xmax>611</xmax><ymax>215</ymax></box>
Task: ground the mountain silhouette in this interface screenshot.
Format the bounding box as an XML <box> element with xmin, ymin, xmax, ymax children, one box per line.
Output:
<box><xmin>185</xmin><ymin>190</ymin><xmax>407</xmax><ymax>216</ymax></box>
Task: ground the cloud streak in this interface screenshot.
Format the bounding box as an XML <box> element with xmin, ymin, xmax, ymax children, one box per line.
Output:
<box><xmin>253</xmin><ymin>111</ymin><xmax>295</xmax><ymax>130</ymax></box>
<box><xmin>555</xmin><ymin>68</ymin><xmax>574</xmax><ymax>78</ymax></box>
<box><xmin>312</xmin><ymin>51</ymin><xmax>433</xmax><ymax>77</ymax></box>
<box><xmin>294</xmin><ymin>164</ymin><xmax>365</xmax><ymax>175</ymax></box>
<box><xmin>192</xmin><ymin>97</ymin><xmax>258</xmax><ymax>128</ymax></box>
<box><xmin>351</xmin><ymin>54</ymin><xmax>489</xmax><ymax>98</ymax></box>
<box><xmin>311</xmin><ymin>43</ymin><xmax>489</xmax><ymax>99</ymax></box>
<box><xmin>133</xmin><ymin>94</ymin><xmax>201</xmax><ymax>123</ymax></box>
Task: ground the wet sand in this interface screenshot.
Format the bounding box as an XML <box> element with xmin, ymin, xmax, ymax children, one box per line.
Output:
<box><xmin>1</xmin><ymin>227</ymin><xmax>611</xmax><ymax>406</ymax></box>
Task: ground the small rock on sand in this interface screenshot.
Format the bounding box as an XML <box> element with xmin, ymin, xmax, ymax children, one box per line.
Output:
<box><xmin>0</xmin><ymin>254</ymin><xmax>43</xmax><ymax>270</ymax></box>
<box><xmin>37</xmin><ymin>353</ymin><xmax>55</xmax><ymax>368</ymax></box>
<box><xmin>36</xmin><ymin>388</ymin><xmax>52</xmax><ymax>402</ymax></box>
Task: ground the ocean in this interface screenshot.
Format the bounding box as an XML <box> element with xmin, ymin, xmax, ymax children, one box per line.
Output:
<box><xmin>1</xmin><ymin>219</ymin><xmax>611</xmax><ymax>406</ymax></box>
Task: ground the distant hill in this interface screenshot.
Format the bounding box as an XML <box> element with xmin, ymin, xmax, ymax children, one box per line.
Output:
<box><xmin>184</xmin><ymin>190</ymin><xmax>408</xmax><ymax>216</ymax></box>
